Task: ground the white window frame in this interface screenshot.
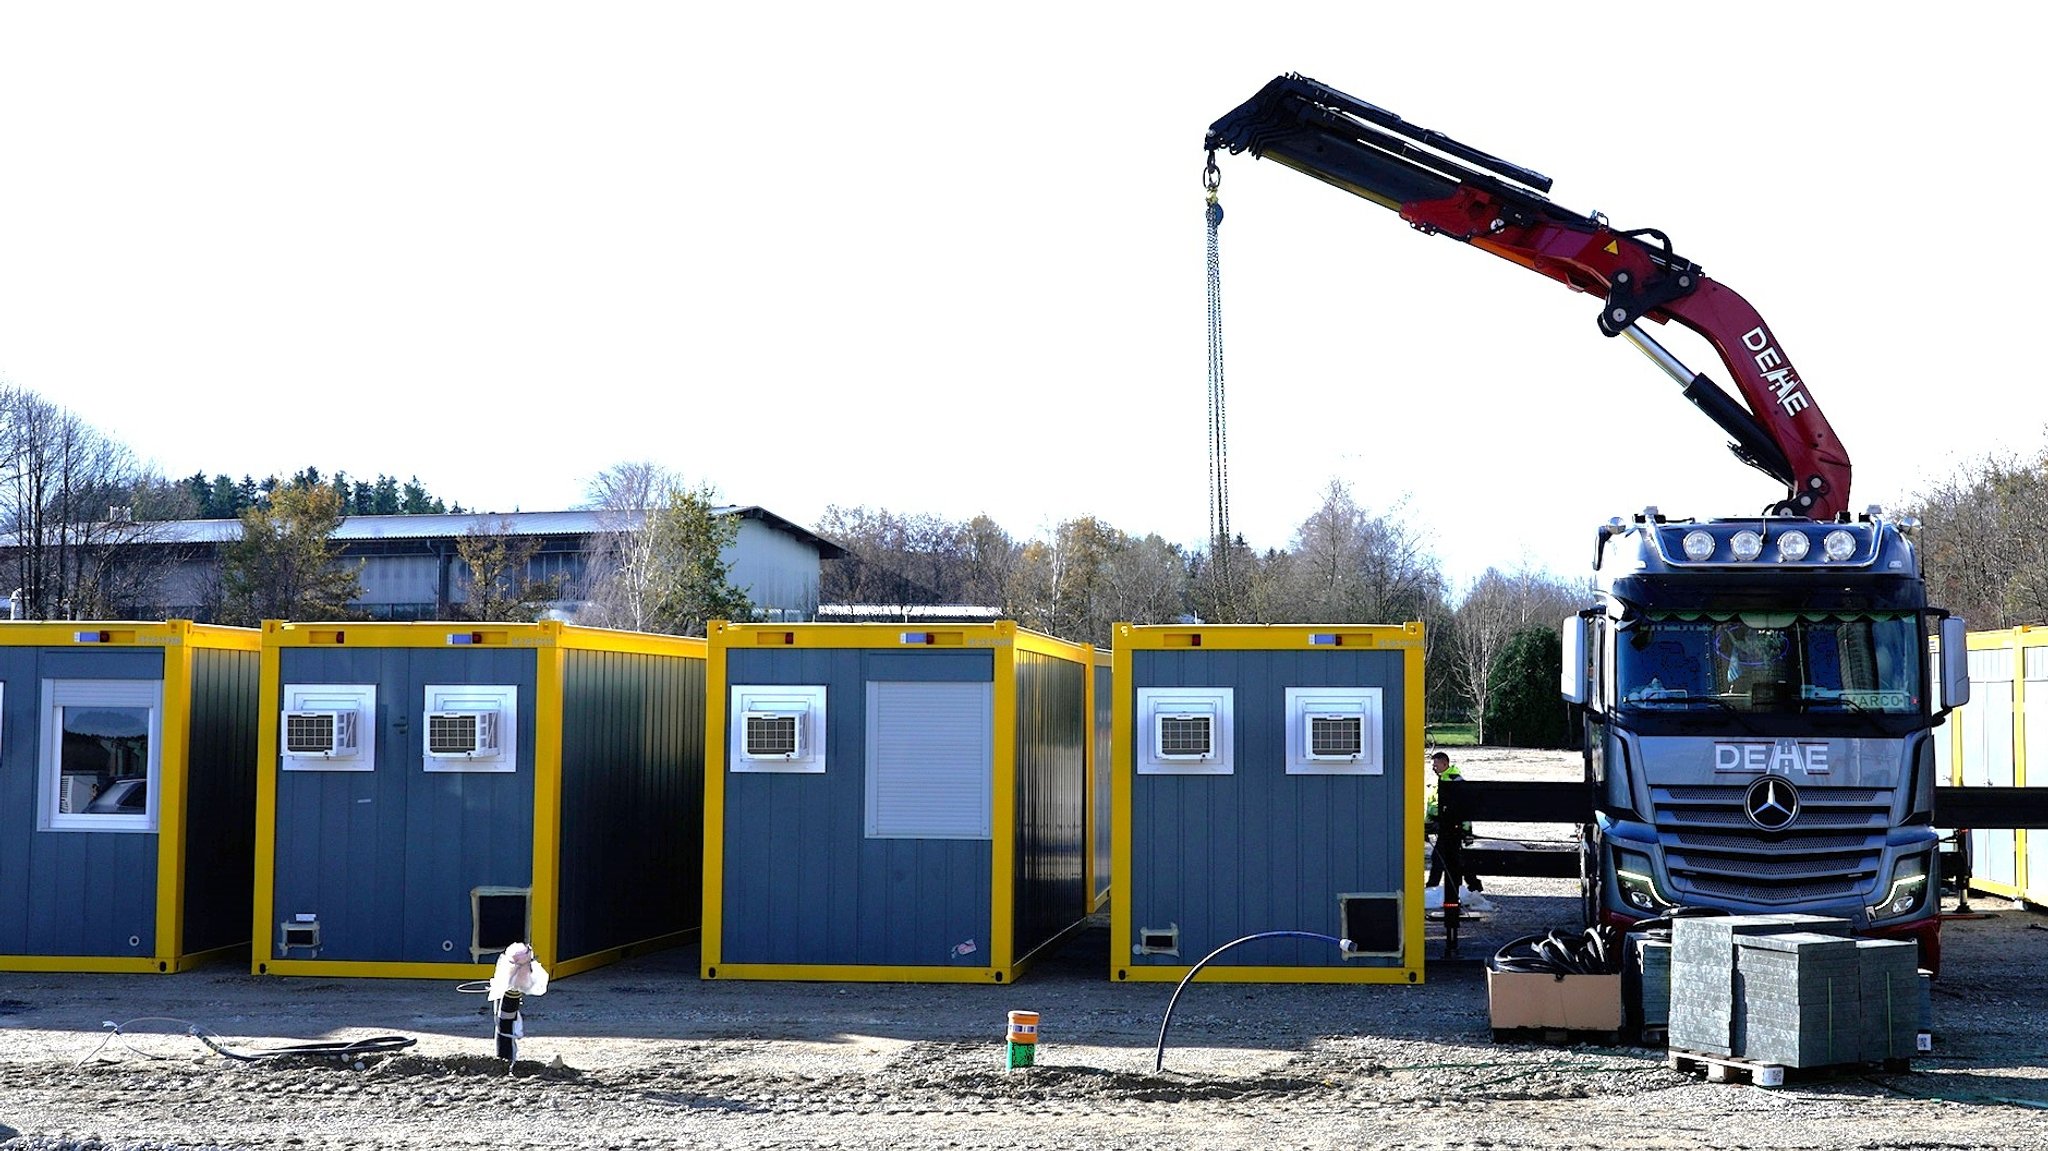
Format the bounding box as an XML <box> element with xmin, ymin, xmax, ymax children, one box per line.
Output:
<box><xmin>1136</xmin><ymin>687</ymin><xmax>1233</xmax><ymax>775</ymax></box>
<box><xmin>39</xmin><ymin>678</ymin><xmax>163</xmax><ymax>833</ymax></box>
<box><xmin>1285</xmin><ymin>687</ymin><xmax>1384</xmax><ymax>775</ymax></box>
<box><xmin>864</xmin><ymin>680</ymin><xmax>993</xmax><ymax>839</ymax></box>
<box><xmin>280</xmin><ymin>684</ymin><xmax>376</xmax><ymax>772</ymax></box>
<box><xmin>729</xmin><ymin>685</ymin><xmax>827</xmax><ymax>773</ymax></box>
<box><xmin>421</xmin><ymin>684</ymin><xmax>517</xmax><ymax>774</ymax></box>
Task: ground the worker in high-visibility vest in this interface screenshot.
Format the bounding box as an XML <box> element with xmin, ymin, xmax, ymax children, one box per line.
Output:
<box><xmin>1424</xmin><ymin>751</ymin><xmax>1483</xmax><ymax>892</ymax></box>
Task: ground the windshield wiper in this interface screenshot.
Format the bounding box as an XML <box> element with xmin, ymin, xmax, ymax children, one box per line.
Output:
<box><xmin>1625</xmin><ymin>690</ymin><xmax>1735</xmax><ymax>710</ymax></box>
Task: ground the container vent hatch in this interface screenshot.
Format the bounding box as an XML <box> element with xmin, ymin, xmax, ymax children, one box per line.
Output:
<box><xmin>1339</xmin><ymin>892</ymin><xmax>1403</xmax><ymax>958</ymax></box>
<box><xmin>471</xmin><ymin>886</ymin><xmax>531</xmax><ymax>962</ymax></box>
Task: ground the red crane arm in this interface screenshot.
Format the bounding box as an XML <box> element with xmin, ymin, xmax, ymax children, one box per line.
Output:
<box><xmin>1210</xmin><ymin>75</ymin><xmax>1851</xmax><ymax>519</ymax></box>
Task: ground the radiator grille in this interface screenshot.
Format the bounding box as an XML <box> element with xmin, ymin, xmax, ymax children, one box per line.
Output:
<box><xmin>1651</xmin><ymin>782</ymin><xmax>1893</xmax><ymax>905</ymax></box>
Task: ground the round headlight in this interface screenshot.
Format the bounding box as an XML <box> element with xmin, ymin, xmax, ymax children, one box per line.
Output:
<box><xmin>1730</xmin><ymin>530</ymin><xmax>1764</xmax><ymax>561</ymax></box>
<box><xmin>1777</xmin><ymin>531</ymin><xmax>1811</xmax><ymax>561</ymax></box>
<box><xmin>1682</xmin><ymin>530</ymin><xmax>1715</xmax><ymax>561</ymax></box>
<box><xmin>1823</xmin><ymin>529</ymin><xmax>1857</xmax><ymax>562</ymax></box>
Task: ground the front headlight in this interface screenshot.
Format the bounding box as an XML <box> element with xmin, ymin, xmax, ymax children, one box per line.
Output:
<box><xmin>1614</xmin><ymin>849</ymin><xmax>1675</xmax><ymax>912</ymax></box>
<box><xmin>1868</xmin><ymin>853</ymin><xmax>1930</xmax><ymax>921</ymax></box>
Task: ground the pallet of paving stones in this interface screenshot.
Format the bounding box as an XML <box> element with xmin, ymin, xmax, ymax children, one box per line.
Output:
<box><xmin>1666</xmin><ymin>1046</ymin><xmax>1912</xmax><ymax>1088</ymax></box>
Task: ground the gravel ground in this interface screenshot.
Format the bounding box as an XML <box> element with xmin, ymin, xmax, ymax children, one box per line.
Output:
<box><xmin>3</xmin><ymin>749</ymin><xmax>2045</xmax><ymax>1150</ymax></box>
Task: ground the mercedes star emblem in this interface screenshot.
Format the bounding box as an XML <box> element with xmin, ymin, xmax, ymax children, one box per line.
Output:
<box><xmin>1743</xmin><ymin>776</ymin><xmax>1800</xmax><ymax>831</ymax></box>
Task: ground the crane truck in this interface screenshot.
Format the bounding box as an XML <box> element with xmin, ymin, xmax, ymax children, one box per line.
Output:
<box><xmin>1206</xmin><ymin>74</ymin><xmax>1972</xmax><ymax>969</ymax></box>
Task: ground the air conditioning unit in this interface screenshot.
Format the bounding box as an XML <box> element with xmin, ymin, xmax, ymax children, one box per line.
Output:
<box><xmin>282</xmin><ymin>709</ymin><xmax>360</xmax><ymax>759</ymax></box>
<box><xmin>742</xmin><ymin>710</ymin><xmax>804</xmax><ymax>761</ymax></box>
<box><xmin>1155</xmin><ymin>712</ymin><xmax>1217</xmax><ymax>761</ymax></box>
<box><xmin>1305</xmin><ymin>712</ymin><xmax>1364</xmax><ymax>761</ymax></box>
<box><xmin>426</xmin><ymin>710</ymin><xmax>501</xmax><ymax>759</ymax></box>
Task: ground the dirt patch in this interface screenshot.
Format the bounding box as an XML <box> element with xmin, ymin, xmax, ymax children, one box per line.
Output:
<box><xmin>3</xmin><ymin>752</ymin><xmax>2045</xmax><ymax>1149</ymax></box>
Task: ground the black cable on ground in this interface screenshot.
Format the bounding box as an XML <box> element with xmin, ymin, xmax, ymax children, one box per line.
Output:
<box><xmin>82</xmin><ymin>1017</ymin><xmax>415</xmax><ymax>1067</ymax></box>
<box><xmin>1153</xmin><ymin>930</ymin><xmax>1349</xmax><ymax>1073</ymax></box>
<box><xmin>192</xmin><ymin>1031</ymin><xmax>418</xmax><ymax>1063</ymax></box>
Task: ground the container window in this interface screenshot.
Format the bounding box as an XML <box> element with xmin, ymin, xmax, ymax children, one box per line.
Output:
<box><xmin>730</xmin><ymin>685</ymin><xmax>827</xmax><ymax>773</ymax></box>
<box><xmin>39</xmin><ymin>678</ymin><xmax>162</xmax><ymax>833</ymax></box>
<box><xmin>1136</xmin><ymin>688</ymin><xmax>1233</xmax><ymax>775</ymax></box>
<box><xmin>865</xmin><ymin>681</ymin><xmax>992</xmax><ymax>839</ymax></box>
<box><xmin>1285</xmin><ymin>687</ymin><xmax>1383</xmax><ymax>775</ymax></box>
<box><xmin>422</xmin><ymin>685</ymin><xmax>517</xmax><ymax>773</ymax></box>
<box><xmin>280</xmin><ymin>684</ymin><xmax>376</xmax><ymax>772</ymax></box>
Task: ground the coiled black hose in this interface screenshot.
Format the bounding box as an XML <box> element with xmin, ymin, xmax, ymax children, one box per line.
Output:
<box><xmin>1490</xmin><ymin>926</ymin><xmax>1618</xmax><ymax>976</ymax></box>
<box><xmin>1489</xmin><ymin>907</ymin><xmax>1731</xmax><ymax>976</ymax></box>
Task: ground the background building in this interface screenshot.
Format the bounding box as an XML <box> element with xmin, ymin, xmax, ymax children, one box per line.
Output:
<box><xmin>25</xmin><ymin>507</ymin><xmax>842</xmax><ymax>625</ymax></box>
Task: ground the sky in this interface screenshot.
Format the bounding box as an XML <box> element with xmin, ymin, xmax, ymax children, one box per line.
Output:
<box><xmin>2</xmin><ymin>4</ymin><xmax>2043</xmax><ymax>592</ymax></box>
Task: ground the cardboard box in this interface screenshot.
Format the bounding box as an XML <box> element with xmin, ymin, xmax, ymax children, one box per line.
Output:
<box><xmin>1487</xmin><ymin>969</ymin><xmax>1623</xmax><ymax>1031</ymax></box>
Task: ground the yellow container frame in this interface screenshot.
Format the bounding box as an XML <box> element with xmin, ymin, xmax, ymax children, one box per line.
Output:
<box><xmin>252</xmin><ymin>620</ymin><xmax>705</xmax><ymax>979</ymax></box>
<box><xmin>1087</xmin><ymin>645</ymin><xmax>1113</xmax><ymax>914</ymax></box>
<box><xmin>0</xmin><ymin>620</ymin><xmax>261</xmax><ymax>974</ymax></box>
<box><xmin>1945</xmin><ymin>627</ymin><xmax>2039</xmax><ymax>906</ymax></box>
<box><xmin>701</xmin><ymin>620</ymin><xmax>1095</xmax><ymax>983</ymax></box>
<box><xmin>1109</xmin><ymin>621</ymin><xmax>1427</xmax><ymax>985</ymax></box>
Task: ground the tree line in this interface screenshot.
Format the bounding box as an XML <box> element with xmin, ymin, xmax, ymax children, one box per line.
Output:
<box><xmin>178</xmin><ymin>468</ymin><xmax>457</xmax><ymax>520</ymax></box>
<box><xmin>817</xmin><ymin>480</ymin><xmax>1587</xmax><ymax>743</ymax></box>
<box><xmin>0</xmin><ymin>384</ymin><xmax>749</xmax><ymax>635</ymax></box>
<box><xmin>11</xmin><ymin>381</ymin><xmax>2045</xmax><ymax>737</ymax></box>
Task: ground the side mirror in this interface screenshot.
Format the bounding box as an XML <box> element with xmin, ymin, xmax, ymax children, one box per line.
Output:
<box><xmin>1560</xmin><ymin>614</ymin><xmax>1588</xmax><ymax>706</ymax></box>
<box><xmin>1939</xmin><ymin>616</ymin><xmax>1971</xmax><ymax>711</ymax></box>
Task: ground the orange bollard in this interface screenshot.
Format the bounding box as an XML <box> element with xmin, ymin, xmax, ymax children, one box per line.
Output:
<box><xmin>1006</xmin><ymin>1009</ymin><xmax>1039</xmax><ymax>1069</ymax></box>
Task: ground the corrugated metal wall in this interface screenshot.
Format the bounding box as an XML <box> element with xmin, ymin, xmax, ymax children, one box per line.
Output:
<box><xmin>269</xmin><ymin>646</ymin><xmax>536</xmax><ymax>963</ymax></box>
<box><xmin>556</xmin><ymin>646</ymin><xmax>705</xmax><ymax>959</ymax></box>
<box><xmin>0</xmin><ymin>646</ymin><xmax>163</xmax><ymax>957</ymax></box>
<box><xmin>1012</xmin><ymin>650</ymin><xmax>1086</xmax><ymax>960</ymax></box>
<box><xmin>181</xmin><ymin>644</ymin><xmax>260</xmax><ymax>955</ymax></box>
<box><xmin>1128</xmin><ymin>647</ymin><xmax>1410</xmax><ymax>969</ymax></box>
<box><xmin>720</xmin><ymin>648</ymin><xmax>994</xmax><ymax>966</ymax></box>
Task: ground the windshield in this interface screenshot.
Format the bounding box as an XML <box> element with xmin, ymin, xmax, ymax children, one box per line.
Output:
<box><xmin>1616</xmin><ymin>611</ymin><xmax>1922</xmax><ymax>715</ymax></box>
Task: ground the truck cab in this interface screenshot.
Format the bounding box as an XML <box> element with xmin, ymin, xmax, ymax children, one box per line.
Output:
<box><xmin>1563</xmin><ymin>509</ymin><xmax>1971</xmax><ymax>969</ymax></box>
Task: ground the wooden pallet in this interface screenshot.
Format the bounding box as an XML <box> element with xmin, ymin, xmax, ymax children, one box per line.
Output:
<box><xmin>1492</xmin><ymin>1026</ymin><xmax>1623</xmax><ymax>1046</ymax></box>
<box><xmin>1667</xmin><ymin>1047</ymin><xmax>1912</xmax><ymax>1088</ymax></box>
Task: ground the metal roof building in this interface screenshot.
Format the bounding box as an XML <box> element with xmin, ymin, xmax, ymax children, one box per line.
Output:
<box><xmin>48</xmin><ymin>507</ymin><xmax>843</xmax><ymax>625</ymax></box>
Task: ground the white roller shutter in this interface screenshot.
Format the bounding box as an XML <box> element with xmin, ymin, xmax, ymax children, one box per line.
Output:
<box><xmin>865</xmin><ymin>681</ymin><xmax>993</xmax><ymax>839</ymax></box>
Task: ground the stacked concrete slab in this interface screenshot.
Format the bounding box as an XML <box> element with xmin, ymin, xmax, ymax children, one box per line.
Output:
<box><xmin>1624</xmin><ymin>934</ymin><xmax>1672</xmax><ymax>1031</ymax></box>
<box><xmin>1731</xmin><ymin>932</ymin><xmax>1861</xmax><ymax>1067</ymax></box>
<box><xmin>1670</xmin><ymin>914</ymin><xmax>1927</xmax><ymax>1068</ymax></box>
<box><xmin>1855</xmin><ymin>939</ymin><xmax>1925</xmax><ymax>1060</ymax></box>
<box><xmin>1670</xmin><ymin>914</ymin><xmax>1848</xmax><ymax>1057</ymax></box>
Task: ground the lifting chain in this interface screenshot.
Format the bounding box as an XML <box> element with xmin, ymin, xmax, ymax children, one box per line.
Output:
<box><xmin>1204</xmin><ymin>150</ymin><xmax>1234</xmax><ymax>619</ymax></box>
